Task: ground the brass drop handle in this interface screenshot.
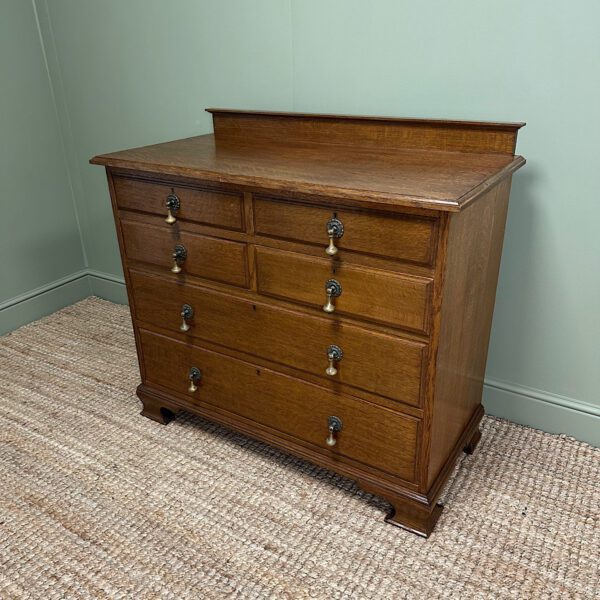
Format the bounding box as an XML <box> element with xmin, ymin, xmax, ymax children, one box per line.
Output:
<box><xmin>326</xmin><ymin>344</ymin><xmax>343</xmax><ymax>376</ymax></box>
<box><xmin>325</xmin><ymin>217</ymin><xmax>344</xmax><ymax>256</ymax></box>
<box><xmin>180</xmin><ymin>304</ymin><xmax>193</xmax><ymax>332</ymax></box>
<box><xmin>171</xmin><ymin>244</ymin><xmax>187</xmax><ymax>273</ymax></box>
<box><xmin>165</xmin><ymin>193</ymin><xmax>180</xmax><ymax>224</ymax></box>
<box><xmin>326</xmin><ymin>416</ymin><xmax>343</xmax><ymax>447</ymax></box>
<box><xmin>323</xmin><ymin>279</ymin><xmax>342</xmax><ymax>313</ymax></box>
<box><xmin>188</xmin><ymin>366</ymin><xmax>202</xmax><ymax>393</ymax></box>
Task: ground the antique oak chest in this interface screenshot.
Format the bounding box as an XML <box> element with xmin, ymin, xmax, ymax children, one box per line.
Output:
<box><xmin>91</xmin><ymin>110</ymin><xmax>525</xmax><ymax>536</ymax></box>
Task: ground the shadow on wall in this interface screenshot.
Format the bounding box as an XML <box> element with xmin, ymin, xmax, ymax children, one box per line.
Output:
<box><xmin>487</xmin><ymin>165</ymin><xmax>541</xmax><ymax>386</ymax></box>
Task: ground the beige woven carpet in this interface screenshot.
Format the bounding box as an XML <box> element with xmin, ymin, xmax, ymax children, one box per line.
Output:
<box><xmin>0</xmin><ymin>298</ymin><xmax>598</xmax><ymax>599</ymax></box>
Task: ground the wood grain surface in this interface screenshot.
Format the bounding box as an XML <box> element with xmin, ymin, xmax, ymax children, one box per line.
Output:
<box><xmin>255</xmin><ymin>246</ymin><xmax>432</xmax><ymax>333</ymax></box>
<box><xmin>427</xmin><ymin>178</ymin><xmax>513</xmax><ymax>487</ymax></box>
<box><xmin>121</xmin><ymin>217</ymin><xmax>249</xmax><ymax>288</ymax></box>
<box><xmin>93</xmin><ymin>109</ymin><xmax>524</xmax><ymax>536</ymax></box>
<box><xmin>91</xmin><ymin>110</ymin><xmax>525</xmax><ymax>213</ymax></box>
<box><xmin>254</xmin><ymin>197</ymin><xmax>437</xmax><ymax>265</ymax></box>
<box><xmin>140</xmin><ymin>328</ymin><xmax>419</xmax><ymax>482</ymax></box>
<box><xmin>210</xmin><ymin>109</ymin><xmax>524</xmax><ymax>154</ymax></box>
<box><xmin>130</xmin><ymin>270</ymin><xmax>427</xmax><ymax>408</ymax></box>
<box><xmin>113</xmin><ymin>175</ymin><xmax>244</xmax><ymax>231</ymax></box>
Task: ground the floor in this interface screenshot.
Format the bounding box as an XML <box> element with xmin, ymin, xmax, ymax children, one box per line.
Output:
<box><xmin>0</xmin><ymin>298</ymin><xmax>598</xmax><ymax>599</ymax></box>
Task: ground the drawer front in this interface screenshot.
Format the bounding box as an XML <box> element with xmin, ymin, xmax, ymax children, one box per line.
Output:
<box><xmin>130</xmin><ymin>271</ymin><xmax>426</xmax><ymax>407</ymax></box>
<box><xmin>255</xmin><ymin>247</ymin><xmax>432</xmax><ymax>333</ymax></box>
<box><xmin>140</xmin><ymin>329</ymin><xmax>419</xmax><ymax>482</ymax></box>
<box><xmin>121</xmin><ymin>219</ymin><xmax>248</xmax><ymax>288</ymax></box>
<box><xmin>114</xmin><ymin>176</ymin><xmax>244</xmax><ymax>231</ymax></box>
<box><xmin>254</xmin><ymin>198</ymin><xmax>436</xmax><ymax>264</ymax></box>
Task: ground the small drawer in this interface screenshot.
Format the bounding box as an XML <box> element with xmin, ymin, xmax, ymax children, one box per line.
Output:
<box><xmin>140</xmin><ymin>329</ymin><xmax>419</xmax><ymax>482</ymax></box>
<box><xmin>254</xmin><ymin>197</ymin><xmax>436</xmax><ymax>264</ymax></box>
<box><xmin>255</xmin><ymin>247</ymin><xmax>432</xmax><ymax>333</ymax></box>
<box><xmin>114</xmin><ymin>176</ymin><xmax>244</xmax><ymax>231</ymax></box>
<box><xmin>130</xmin><ymin>271</ymin><xmax>427</xmax><ymax>408</ymax></box>
<box><xmin>121</xmin><ymin>219</ymin><xmax>248</xmax><ymax>288</ymax></box>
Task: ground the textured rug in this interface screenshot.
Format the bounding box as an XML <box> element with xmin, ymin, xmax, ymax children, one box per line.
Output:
<box><xmin>0</xmin><ymin>298</ymin><xmax>598</xmax><ymax>599</ymax></box>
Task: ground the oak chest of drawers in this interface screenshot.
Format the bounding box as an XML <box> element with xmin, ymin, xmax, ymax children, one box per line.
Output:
<box><xmin>91</xmin><ymin>109</ymin><xmax>525</xmax><ymax>536</ymax></box>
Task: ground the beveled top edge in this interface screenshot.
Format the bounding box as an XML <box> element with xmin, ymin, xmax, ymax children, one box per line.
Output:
<box><xmin>206</xmin><ymin>108</ymin><xmax>526</xmax><ymax>131</ymax></box>
<box><xmin>90</xmin><ymin>152</ymin><xmax>525</xmax><ymax>213</ymax></box>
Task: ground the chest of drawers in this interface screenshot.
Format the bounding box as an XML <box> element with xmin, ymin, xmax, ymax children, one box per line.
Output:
<box><xmin>91</xmin><ymin>109</ymin><xmax>525</xmax><ymax>537</ymax></box>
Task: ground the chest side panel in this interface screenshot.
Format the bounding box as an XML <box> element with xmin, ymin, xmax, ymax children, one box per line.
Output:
<box><xmin>427</xmin><ymin>177</ymin><xmax>512</xmax><ymax>489</ymax></box>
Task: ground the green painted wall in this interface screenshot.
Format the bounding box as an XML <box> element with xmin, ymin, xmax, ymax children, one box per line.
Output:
<box><xmin>36</xmin><ymin>0</ymin><xmax>293</xmax><ymax>281</ymax></box>
<box><xmin>0</xmin><ymin>0</ymin><xmax>87</xmax><ymax>333</ymax></box>
<box><xmin>5</xmin><ymin>1</ymin><xmax>599</xmax><ymax>443</ymax></box>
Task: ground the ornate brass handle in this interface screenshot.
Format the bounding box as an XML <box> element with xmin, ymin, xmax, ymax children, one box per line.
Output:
<box><xmin>165</xmin><ymin>193</ymin><xmax>180</xmax><ymax>224</ymax></box>
<box><xmin>180</xmin><ymin>304</ymin><xmax>194</xmax><ymax>332</ymax></box>
<box><xmin>323</xmin><ymin>279</ymin><xmax>342</xmax><ymax>313</ymax></box>
<box><xmin>188</xmin><ymin>366</ymin><xmax>202</xmax><ymax>392</ymax></box>
<box><xmin>326</xmin><ymin>344</ymin><xmax>343</xmax><ymax>376</ymax></box>
<box><xmin>326</xmin><ymin>416</ymin><xmax>343</xmax><ymax>447</ymax></box>
<box><xmin>325</xmin><ymin>217</ymin><xmax>344</xmax><ymax>256</ymax></box>
<box><xmin>171</xmin><ymin>244</ymin><xmax>187</xmax><ymax>273</ymax></box>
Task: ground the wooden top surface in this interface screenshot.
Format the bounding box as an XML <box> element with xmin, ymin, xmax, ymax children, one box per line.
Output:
<box><xmin>91</xmin><ymin>110</ymin><xmax>525</xmax><ymax>212</ymax></box>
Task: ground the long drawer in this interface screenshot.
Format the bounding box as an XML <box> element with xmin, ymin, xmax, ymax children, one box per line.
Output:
<box><xmin>254</xmin><ymin>197</ymin><xmax>437</xmax><ymax>265</ymax></box>
<box><xmin>130</xmin><ymin>271</ymin><xmax>426</xmax><ymax>408</ymax></box>
<box><xmin>120</xmin><ymin>218</ymin><xmax>249</xmax><ymax>288</ymax></box>
<box><xmin>139</xmin><ymin>329</ymin><xmax>419</xmax><ymax>482</ymax></box>
<box><xmin>255</xmin><ymin>247</ymin><xmax>432</xmax><ymax>333</ymax></box>
<box><xmin>113</xmin><ymin>176</ymin><xmax>244</xmax><ymax>231</ymax></box>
